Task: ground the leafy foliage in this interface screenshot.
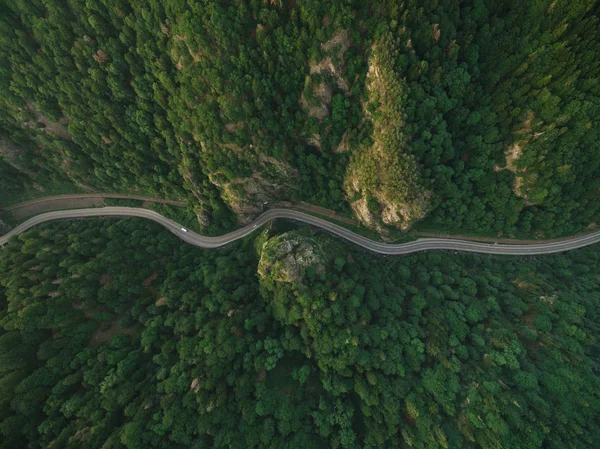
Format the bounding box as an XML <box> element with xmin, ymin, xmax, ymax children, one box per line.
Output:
<box><xmin>1</xmin><ymin>1</ymin><xmax>598</xmax><ymax>235</ymax></box>
<box><xmin>0</xmin><ymin>220</ymin><xmax>598</xmax><ymax>448</ymax></box>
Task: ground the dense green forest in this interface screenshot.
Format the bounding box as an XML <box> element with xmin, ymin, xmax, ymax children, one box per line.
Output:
<box><xmin>0</xmin><ymin>218</ymin><xmax>598</xmax><ymax>448</ymax></box>
<box><xmin>2</xmin><ymin>2</ymin><xmax>599</xmax><ymax>447</ymax></box>
<box><xmin>1</xmin><ymin>0</ymin><xmax>599</xmax><ymax>236</ymax></box>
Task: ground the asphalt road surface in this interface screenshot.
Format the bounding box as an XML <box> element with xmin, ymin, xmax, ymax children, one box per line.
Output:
<box><xmin>2</xmin><ymin>207</ymin><xmax>600</xmax><ymax>255</ymax></box>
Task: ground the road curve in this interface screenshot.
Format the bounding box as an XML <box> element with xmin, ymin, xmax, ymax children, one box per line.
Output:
<box><xmin>2</xmin><ymin>207</ymin><xmax>600</xmax><ymax>255</ymax></box>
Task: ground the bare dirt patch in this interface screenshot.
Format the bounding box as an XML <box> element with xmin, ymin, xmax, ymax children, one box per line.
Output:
<box><xmin>332</xmin><ymin>130</ymin><xmax>351</xmax><ymax>153</ymax></box>
<box><xmin>432</xmin><ymin>24</ymin><xmax>441</xmax><ymax>41</ymax></box>
<box><xmin>503</xmin><ymin>141</ymin><xmax>535</xmax><ymax>205</ymax></box>
<box><xmin>311</xmin><ymin>30</ymin><xmax>351</xmax><ymax>95</ymax></box>
<box><xmin>321</xmin><ymin>29</ymin><xmax>351</xmax><ymax>59</ymax></box>
<box><xmin>225</xmin><ymin>121</ymin><xmax>244</xmax><ymax>133</ymax></box>
<box><xmin>301</xmin><ymin>30</ymin><xmax>351</xmax><ymax>125</ymax></box>
<box><xmin>496</xmin><ymin>112</ymin><xmax>538</xmax><ymax>205</ymax></box>
<box><xmin>505</xmin><ymin>142</ymin><xmax>523</xmax><ymax>172</ymax></box>
<box><xmin>307</xmin><ymin>133</ymin><xmax>322</xmax><ymax>149</ymax></box>
<box><xmin>93</xmin><ymin>49</ymin><xmax>109</xmax><ymax>64</ymax></box>
<box><xmin>303</xmin><ymin>81</ymin><xmax>332</xmax><ymax>121</ymax></box>
<box><xmin>512</xmin><ymin>111</ymin><xmax>534</xmax><ymax>135</ymax></box>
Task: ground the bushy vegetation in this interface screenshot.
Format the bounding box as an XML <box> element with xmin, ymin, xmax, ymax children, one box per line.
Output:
<box><xmin>2</xmin><ymin>3</ymin><xmax>599</xmax><ymax>447</ymax></box>
<box><xmin>1</xmin><ymin>0</ymin><xmax>598</xmax><ymax>235</ymax></box>
<box><xmin>0</xmin><ymin>219</ymin><xmax>598</xmax><ymax>448</ymax></box>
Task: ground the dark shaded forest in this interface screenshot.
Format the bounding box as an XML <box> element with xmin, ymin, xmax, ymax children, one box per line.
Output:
<box><xmin>2</xmin><ymin>1</ymin><xmax>599</xmax><ymax>447</ymax></box>
<box><xmin>0</xmin><ymin>219</ymin><xmax>598</xmax><ymax>448</ymax></box>
<box><xmin>1</xmin><ymin>0</ymin><xmax>599</xmax><ymax>236</ymax></box>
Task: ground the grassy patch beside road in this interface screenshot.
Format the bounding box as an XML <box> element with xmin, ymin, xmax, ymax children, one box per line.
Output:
<box><xmin>103</xmin><ymin>198</ymin><xmax>144</xmax><ymax>207</ymax></box>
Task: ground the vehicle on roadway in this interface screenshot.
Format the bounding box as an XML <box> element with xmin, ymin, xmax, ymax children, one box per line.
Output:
<box><xmin>3</xmin><ymin>206</ymin><xmax>600</xmax><ymax>256</ymax></box>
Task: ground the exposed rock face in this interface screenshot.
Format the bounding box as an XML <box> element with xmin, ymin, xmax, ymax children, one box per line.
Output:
<box><xmin>164</xmin><ymin>23</ymin><xmax>303</xmax><ymax>225</ymax></box>
<box><xmin>344</xmin><ymin>38</ymin><xmax>430</xmax><ymax>232</ymax></box>
<box><xmin>504</xmin><ymin>142</ymin><xmax>535</xmax><ymax>205</ymax></box>
<box><xmin>179</xmin><ymin>154</ymin><xmax>211</xmax><ymax>227</ymax></box>
<box><xmin>308</xmin><ymin>30</ymin><xmax>351</xmax><ymax>95</ymax></box>
<box><xmin>301</xmin><ymin>79</ymin><xmax>332</xmax><ymax>122</ymax></box>
<box><xmin>499</xmin><ymin>112</ymin><xmax>543</xmax><ymax>206</ymax></box>
<box><xmin>300</xmin><ymin>30</ymin><xmax>351</xmax><ymax>149</ymax></box>
<box><xmin>349</xmin><ymin>196</ymin><xmax>384</xmax><ymax>234</ymax></box>
<box><xmin>332</xmin><ymin>130</ymin><xmax>351</xmax><ymax>154</ymax></box>
<box><xmin>207</xmin><ymin>152</ymin><xmax>299</xmax><ymax>225</ymax></box>
<box><xmin>257</xmin><ymin>232</ymin><xmax>325</xmax><ymax>287</ymax></box>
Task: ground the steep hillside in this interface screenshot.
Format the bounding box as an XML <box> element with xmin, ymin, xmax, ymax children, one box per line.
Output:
<box><xmin>1</xmin><ymin>0</ymin><xmax>599</xmax><ymax>237</ymax></box>
<box><xmin>0</xmin><ymin>219</ymin><xmax>598</xmax><ymax>448</ymax></box>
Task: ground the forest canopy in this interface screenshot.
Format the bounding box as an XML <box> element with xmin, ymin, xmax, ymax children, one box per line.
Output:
<box><xmin>2</xmin><ymin>1</ymin><xmax>600</xmax><ymax>447</ymax></box>
<box><xmin>0</xmin><ymin>218</ymin><xmax>598</xmax><ymax>448</ymax></box>
<box><xmin>1</xmin><ymin>0</ymin><xmax>599</xmax><ymax>237</ymax></box>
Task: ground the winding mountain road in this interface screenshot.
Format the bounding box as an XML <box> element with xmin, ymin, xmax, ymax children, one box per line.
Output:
<box><xmin>2</xmin><ymin>206</ymin><xmax>600</xmax><ymax>255</ymax></box>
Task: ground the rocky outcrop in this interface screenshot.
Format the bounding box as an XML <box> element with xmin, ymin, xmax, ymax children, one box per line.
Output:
<box><xmin>344</xmin><ymin>37</ymin><xmax>430</xmax><ymax>232</ymax></box>
<box><xmin>499</xmin><ymin>112</ymin><xmax>543</xmax><ymax>206</ymax></box>
<box><xmin>300</xmin><ymin>30</ymin><xmax>351</xmax><ymax>148</ymax></box>
<box><xmin>207</xmin><ymin>152</ymin><xmax>299</xmax><ymax>225</ymax></box>
<box><xmin>257</xmin><ymin>232</ymin><xmax>325</xmax><ymax>287</ymax></box>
